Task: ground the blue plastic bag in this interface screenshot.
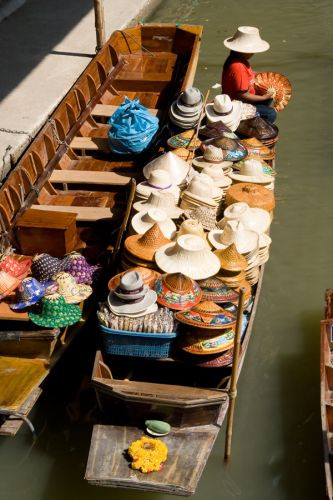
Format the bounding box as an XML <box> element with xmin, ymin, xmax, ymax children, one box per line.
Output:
<box><xmin>108</xmin><ymin>97</ymin><xmax>159</xmax><ymax>154</ymax></box>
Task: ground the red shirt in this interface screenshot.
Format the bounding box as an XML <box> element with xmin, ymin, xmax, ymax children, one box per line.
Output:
<box><xmin>222</xmin><ymin>57</ymin><xmax>256</xmax><ymax>100</ymax></box>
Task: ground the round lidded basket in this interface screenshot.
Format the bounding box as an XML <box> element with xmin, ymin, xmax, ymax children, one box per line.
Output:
<box><xmin>225</xmin><ymin>182</ymin><xmax>275</xmax><ymax>214</ymax></box>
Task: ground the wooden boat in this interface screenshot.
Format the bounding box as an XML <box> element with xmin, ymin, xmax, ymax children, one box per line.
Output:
<box><xmin>0</xmin><ymin>24</ymin><xmax>203</xmax><ymax>435</ymax></box>
<box><xmin>321</xmin><ymin>289</ymin><xmax>333</xmax><ymax>499</ymax></box>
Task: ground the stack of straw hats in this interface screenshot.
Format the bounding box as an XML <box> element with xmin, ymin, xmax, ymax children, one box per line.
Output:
<box><xmin>225</xmin><ymin>183</ymin><xmax>275</xmax><ymax>216</ymax></box>
<box><xmin>240</xmin><ymin>137</ymin><xmax>275</xmax><ymax>162</ymax></box>
<box><xmin>155</xmin><ymin>234</ymin><xmax>220</xmax><ymax>280</ymax></box>
<box><xmin>183</xmin><ymin>206</ymin><xmax>217</xmax><ymax>231</ymax></box>
<box><xmin>176</xmin><ymin>219</ymin><xmax>210</xmax><ymax>248</ymax></box>
<box><xmin>153</xmin><ymin>273</ymin><xmax>202</xmax><ymax>311</ymax></box>
<box><xmin>236</xmin><ymin>116</ymin><xmax>279</xmax><ymax>149</ymax></box>
<box><xmin>167</xmin><ymin>129</ymin><xmax>202</xmax><ymax>151</ymax></box>
<box><xmin>108</xmin><ymin>271</ymin><xmax>158</xmax><ymax>317</ymax></box>
<box><xmin>135</xmin><ymin>170</ymin><xmax>180</xmax><ymax>204</ymax></box>
<box><xmin>143</xmin><ymin>151</ymin><xmax>191</xmax><ymax>187</ymax></box>
<box><xmin>229</xmin><ymin>159</ymin><xmax>275</xmax><ymax>190</ymax></box>
<box><xmin>169</xmin><ymin>88</ymin><xmax>204</xmax><ymax>129</ymax></box>
<box><xmin>133</xmin><ymin>191</ymin><xmax>183</xmax><ymax>219</ymax></box>
<box><xmin>214</xmin><ymin>243</ymin><xmax>251</xmax><ymax>294</ymax></box>
<box><xmin>123</xmin><ymin>223</ymin><xmax>171</xmax><ymax>270</ymax></box>
<box><xmin>208</xmin><ymin>221</ymin><xmax>260</xmax><ymax>285</ymax></box>
<box><xmin>202</xmin><ymin>137</ymin><xmax>247</xmax><ymax>162</ymax></box>
<box><xmin>192</xmin><ymin>145</ymin><xmax>233</xmax><ymax>174</ymax></box>
<box><xmin>180</xmin><ymin>177</ymin><xmax>219</xmax><ymax>211</ymax></box>
<box><xmin>130</xmin><ymin>208</ymin><xmax>177</xmax><ymax>239</ymax></box>
<box><xmin>197</xmin><ymin>276</ymin><xmax>239</xmax><ymax>304</ymax></box>
<box><xmin>232</xmin><ymin>157</ymin><xmax>276</xmax><ymax>176</ymax></box>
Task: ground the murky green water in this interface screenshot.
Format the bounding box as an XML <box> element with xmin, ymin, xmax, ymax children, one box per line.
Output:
<box><xmin>1</xmin><ymin>1</ymin><xmax>333</xmax><ymax>499</ymax></box>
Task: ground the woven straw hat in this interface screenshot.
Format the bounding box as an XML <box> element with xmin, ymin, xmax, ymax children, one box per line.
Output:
<box><xmin>0</xmin><ymin>271</ymin><xmax>22</xmax><ymax>300</ymax></box>
<box><xmin>205</xmin><ymin>95</ymin><xmax>244</xmax><ymax>131</ymax></box>
<box><xmin>225</xmin><ymin>183</ymin><xmax>275</xmax><ymax>212</ymax></box>
<box><xmin>136</xmin><ymin>169</ymin><xmax>180</xmax><ymax>201</ymax></box>
<box><xmin>224</xmin><ymin>26</ymin><xmax>270</xmax><ymax>53</ymax></box>
<box><xmin>214</xmin><ymin>243</ymin><xmax>248</xmax><ymax>272</ymax></box>
<box><xmin>197</xmin><ymin>276</ymin><xmax>239</xmax><ymax>304</ymax></box>
<box><xmin>0</xmin><ymin>255</ymin><xmax>31</xmax><ymax>280</ymax></box>
<box><xmin>133</xmin><ymin>192</ymin><xmax>183</xmax><ymax>219</ymax></box>
<box><xmin>29</xmin><ymin>293</ymin><xmax>82</xmax><ymax>328</ymax></box>
<box><xmin>201</xmin><ymin>166</ymin><xmax>232</xmax><ymax>188</ymax></box>
<box><xmin>236</xmin><ymin>116</ymin><xmax>278</xmax><ymax>140</ymax></box>
<box><xmin>108</xmin><ymin>267</ymin><xmax>160</xmax><ymax>291</ymax></box>
<box><xmin>175</xmin><ymin>301</ymin><xmax>236</xmax><ymax>330</ymax></box>
<box><xmin>153</xmin><ymin>273</ymin><xmax>202</xmax><ymax>311</ymax></box>
<box><xmin>184</xmin><ymin>206</ymin><xmax>217</xmax><ymax>231</ymax></box>
<box><xmin>240</xmin><ymin>138</ymin><xmax>275</xmax><ymax>160</ymax></box>
<box><xmin>143</xmin><ymin>152</ymin><xmax>190</xmax><ymax>186</ymax></box>
<box><xmin>130</xmin><ymin>209</ymin><xmax>177</xmax><ymax>239</ymax></box>
<box><xmin>167</xmin><ymin>130</ymin><xmax>202</xmax><ymax>151</ymax></box>
<box><xmin>54</xmin><ymin>272</ymin><xmax>92</xmax><ymax>304</ymax></box>
<box><xmin>125</xmin><ymin>223</ymin><xmax>171</xmax><ymax>263</ymax></box>
<box><xmin>233</xmin><ymin>158</ymin><xmax>276</xmax><ymax>176</ymax></box>
<box><xmin>229</xmin><ymin>159</ymin><xmax>272</xmax><ymax>184</ymax></box>
<box><xmin>182</xmin><ymin>179</ymin><xmax>219</xmax><ymax>206</ymax></box>
<box><xmin>155</xmin><ymin>234</ymin><xmax>220</xmax><ymax>280</ymax></box>
<box><xmin>192</xmin><ymin>145</ymin><xmax>231</xmax><ymax>170</ymax></box>
<box><xmin>219</xmin><ymin>202</ymin><xmax>271</xmax><ymax>234</ymax></box>
<box><xmin>208</xmin><ymin>220</ymin><xmax>259</xmax><ymax>253</ymax></box>
<box><xmin>176</xmin><ymin>219</ymin><xmax>209</xmax><ymax>245</ymax></box>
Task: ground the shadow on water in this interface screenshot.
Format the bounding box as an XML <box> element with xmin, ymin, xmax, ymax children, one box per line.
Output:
<box><xmin>0</xmin><ymin>0</ymin><xmax>94</xmax><ymax>101</ymax></box>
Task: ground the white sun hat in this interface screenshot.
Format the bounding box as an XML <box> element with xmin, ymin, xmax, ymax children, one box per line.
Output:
<box><xmin>201</xmin><ymin>166</ymin><xmax>232</xmax><ymax>188</ymax></box>
<box><xmin>130</xmin><ymin>208</ymin><xmax>177</xmax><ymax>239</ymax></box>
<box><xmin>143</xmin><ymin>151</ymin><xmax>190</xmax><ymax>186</ymax></box>
<box><xmin>155</xmin><ymin>234</ymin><xmax>220</xmax><ymax>280</ymax></box>
<box><xmin>205</xmin><ymin>95</ymin><xmax>244</xmax><ymax>131</ymax></box>
<box><xmin>136</xmin><ymin>169</ymin><xmax>180</xmax><ymax>202</ymax></box>
<box><xmin>224</xmin><ymin>26</ymin><xmax>270</xmax><ymax>53</ymax></box>
<box><xmin>208</xmin><ymin>220</ymin><xmax>259</xmax><ymax>253</ymax></box>
<box><xmin>228</xmin><ymin>159</ymin><xmax>273</xmax><ymax>184</ymax></box>
<box><xmin>218</xmin><ymin>202</ymin><xmax>271</xmax><ymax>234</ymax></box>
<box><xmin>176</xmin><ymin>219</ymin><xmax>210</xmax><ymax>248</ymax></box>
<box><xmin>182</xmin><ymin>178</ymin><xmax>219</xmax><ymax>206</ymax></box>
<box><xmin>133</xmin><ymin>191</ymin><xmax>183</xmax><ymax>219</ymax></box>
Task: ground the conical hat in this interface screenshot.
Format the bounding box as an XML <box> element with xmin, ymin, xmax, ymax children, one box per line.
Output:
<box><xmin>124</xmin><ymin>223</ymin><xmax>171</xmax><ymax>262</ymax></box>
<box><xmin>143</xmin><ymin>152</ymin><xmax>190</xmax><ymax>185</ymax></box>
<box><xmin>214</xmin><ymin>243</ymin><xmax>248</xmax><ymax>272</ymax></box>
<box><xmin>133</xmin><ymin>192</ymin><xmax>183</xmax><ymax>219</ymax></box>
<box><xmin>181</xmin><ymin>329</ymin><xmax>235</xmax><ymax>355</ymax></box>
<box><xmin>236</xmin><ymin>116</ymin><xmax>278</xmax><ymax>139</ymax></box>
<box><xmin>175</xmin><ymin>301</ymin><xmax>236</xmax><ymax>330</ymax></box>
<box><xmin>226</xmin><ymin>183</ymin><xmax>275</xmax><ymax>212</ymax></box>
<box><xmin>240</xmin><ymin>138</ymin><xmax>274</xmax><ymax>160</ymax></box>
<box><xmin>167</xmin><ymin>130</ymin><xmax>202</xmax><ymax>150</ymax></box>
<box><xmin>197</xmin><ymin>276</ymin><xmax>239</xmax><ymax>303</ymax></box>
<box><xmin>130</xmin><ymin>209</ymin><xmax>177</xmax><ymax>239</ymax></box>
<box><xmin>153</xmin><ymin>273</ymin><xmax>202</xmax><ymax>311</ymax></box>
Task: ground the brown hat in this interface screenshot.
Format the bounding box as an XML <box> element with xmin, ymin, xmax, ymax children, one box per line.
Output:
<box><xmin>124</xmin><ymin>223</ymin><xmax>171</xmax><ymax>262</ymax></box>
<box><xmin>214</xmin><ymin>243</ymin><xmax>248</xmax><ymax>272</ymax></box>
<box><xmin>225</xmin><ymin>183</ymin><xmax>275</xmax><ymax>213</ymax></box>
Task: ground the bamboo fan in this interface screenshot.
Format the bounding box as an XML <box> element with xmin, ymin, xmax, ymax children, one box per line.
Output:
<box><xmin>254</xmin><ymin>72</ymin><xmax>292</xmax><ymax>112</ymax></box>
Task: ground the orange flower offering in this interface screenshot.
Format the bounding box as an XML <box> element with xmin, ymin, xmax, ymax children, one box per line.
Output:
<box><xmin>128</xmin><ymin>436</ymin><xmax>168</xmax><ymax>473</ymax></box>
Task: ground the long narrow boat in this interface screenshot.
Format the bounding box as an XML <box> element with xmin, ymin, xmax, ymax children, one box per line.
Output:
<box><xmin>0</xmin><ymin>24</ymin><xmax>203</xmax><ymax>435</ymax></box>
<box><xmin>321</xmin><ymin>289</ymin><xmax>333</xmax><ymax>499</ymax></box>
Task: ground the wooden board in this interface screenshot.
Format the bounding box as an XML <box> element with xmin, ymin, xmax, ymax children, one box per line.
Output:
<box><xmin>92</xmin><ymin>104</ymin><xmax>159</xmax><ymax>118</ymax></box>
<box><xmin>0</xmin><ymin>301</ymin><xmax>29</xmax><ymax>321</ymax></box>
<box><xmin>50</xmin><ymin>170</ymin><xmax>132</xmax><ymax>186</ymax></box>
<box><xmin>0</xmin><ymin>388</ymin><xmax>42</xmax><ymax>436</ymax></box>
<box><xmin>85</xmin><ymin>421</ymin><xmax>222</xmax><ymax>496</ymax></box>
<box><xmin>0</xmin><ymin>356</ymin><xmax>48</xmax><ymax>411</ymax></box>
<box><xmin>69</xmin><ymin>137</ymin><xmax>110</xmax><ymax>152</ymax></box>
<box><xmin>31</xmin><ymin>204</ymin><xmax>113</xmax><ymax>222</ymax></box>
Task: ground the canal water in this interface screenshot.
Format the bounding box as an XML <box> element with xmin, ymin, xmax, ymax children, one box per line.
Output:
<box><xmin>1</xmin><ymin>0</ymin><xmax>333</xmax><ymax>499</ymax></box>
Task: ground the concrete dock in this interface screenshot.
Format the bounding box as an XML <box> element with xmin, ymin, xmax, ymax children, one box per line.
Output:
<box><xmin>0</xmin><ymin>0</ymin><xmax>160</xmax><ymax>181</ymax></box>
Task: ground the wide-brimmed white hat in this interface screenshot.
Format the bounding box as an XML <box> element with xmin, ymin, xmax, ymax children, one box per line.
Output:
<box><xmin>224</xmin><ymin>26</ymin><xmax>270</xmax><ymax>53</ymax></box>
<box><xmin>193</xmin><ymin>173</ymin><xmax>223</xmax><ymax>199</ymax></box>
<box><xmin>108</xmin><ymin>271</ymin><xmax>157</xmax><ymax>315</ymax></box>
<box><xmin>201</xmin><ymin>166</ymin><xmax>232</xmax><ymax>188</ymax></box>
<box><xmin>208</xmin><ymin>220</ymin><xmax>259</xmax><ymax>253</ymax></box>
<box><xmin>155</xmin><ymin>234</ymin><xmax>220</xmax><ymax>280</ymax></box>
<box><xmin>143</xmin><ymin>152</ymin><xmax>190</xmax><ymax>186</ymax></box>
<box><xmin>192</xmin><ymin>145</ymin><xmax>233</xmax><ymax>172</ymax></box>
<box><xmin>130</xmin><ymin>208</ymin><xmax>177</xmax><ymax>239</ymax></box>
<box><xmin>206</xmin><ymin>95</ymin><xmax>244</xmax><ymax>131</ymax></box>
<box><xmin>228</xmin><ymin>159</ymin><xmax>272</xmax><ymax>184</ymax></box>
<box><xmin>176</xmin><ymin>219</ymin><xmax>210</xmax><ymax>248</ymax></box>
<box><xmin>136</xmin><ymin>169</ymin><xmax>180</xmax><ymax>202</ymax></box>
<box><xmin>218</xmin><ymin>202</ymin><xmax>271</xmax><ymax>234</ymax></box>
<box><xmin>133</xmin><ymin>191</ymin><xmax>183</xmax><ymax>219</ymax></box>
<box><xmin>182</xmin><ymin>178</ymin><xmax>219</xmax><ymax>206</ymax></box>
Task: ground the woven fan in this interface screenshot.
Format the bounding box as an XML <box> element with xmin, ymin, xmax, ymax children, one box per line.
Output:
<box><xmin>254</xmin><ymin>72</ymin><xmax>292</xmax><ymax>112</ymax></box>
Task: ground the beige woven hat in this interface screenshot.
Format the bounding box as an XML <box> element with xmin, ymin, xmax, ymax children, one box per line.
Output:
<box><xmin>155</xmin><ymin>234</ymin><xmax>220</xmax><ymax>280</ymax></box>
<box><xmin>54</xmin><ymin>272</ymin><xmax>92</xmax><ymax>304</ymax></box>
<box><xmin>229</xmin><ymin>159</ymin><xmax>272</xmax><ymax>184</ymax></box>
<box><xmin>214</xmin><ymin>243</ymin><xmax>248</xmax><ymax>272</ymax></box>
<box><xmin>192</xmin><ymin>145</ymin><xmax>233</xmax><ymax>171</ymax></box>
<box><xmin>184</xmin><ymin>206</ymin><xmax>217</xmax><ymax>231</ymax></box>
<box><xmin>224</xmin><ymin>26</ymin><xmax>270</xmax><ymax>53</ymax></box>
<box><xmin>176</xmin><ymin>219</ymin><xmax>209</xmax><ymax>246</ymax></box>
<box><xmin>218</xmin><ymin>202</ymin><xmax>271</xmax><ymax>234</ymax></box>
<box><xmin>143</xmin><ymin>151</ymin><xmax>190</xmax><ymax>186</ymax></box>
<box><xmin>202</xmin><ymin>166</ymin><xmax>232</xmax><ymax>188</ymax></box>
<box><xmin>133</xmin><ymin>191</ymin><xmax>183</xmax><ymax>219</ymax></box>
<box><xmin>205</xmin><ymin>95</ymin><xmax>243</xmax><ymax>131</ymax></box>
<box><xmin>130</xmin><ymin>208</ymin><xmax>177</xmax><ymax>239</ymax></box>
<box><xmin>182</xmin><ymin>178</ymin><xmax>219</xmax><ymax>206</ymax></box>
<box><xmin>124</xmin><ymin>223</ymin><xmax>171</xmax><ymax>262</ymax></box>
<box><xmin>208</xmin><ymin>220</ymin><xmax>259</xmax><ymax>253</ymax></box>
<box><xmin>136</xmin><ymin>169</ymin><xmax>180</xmax><ymax>202</ymax></box>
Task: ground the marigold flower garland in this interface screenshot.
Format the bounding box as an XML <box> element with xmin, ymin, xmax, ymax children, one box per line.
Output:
<box><xmin>128</xmin><ymin>436</ymin><xmax>168</xmax><ymax>473</ymax></box>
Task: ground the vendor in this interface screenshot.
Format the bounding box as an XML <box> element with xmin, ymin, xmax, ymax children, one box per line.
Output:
<box><xmin>221</xmin><ymin>26</ymin><xmax>277</xmax><ymax>124</ymax></box>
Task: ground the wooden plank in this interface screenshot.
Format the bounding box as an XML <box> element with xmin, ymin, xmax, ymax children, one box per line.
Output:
<box><xmin>0</xmin><ymin>357</ymin><xmax>48</xmax><ymax>411</ymax></box>
<box><xmin>0</xmin><ymin>301</ymin><xmax>29</xmax><ymax>321</ymax></box>
<box><xmin>69</xmin><ymin>137</ymin><xmax>110</xmax><ymax>152</ymax></box>
<box><xmin>85</xmin><ymin>421</ymin><xmax>221</xmax><ymax>496</ymax></box>
<box><xmin>31</xmin><ymin>204</ymin><xmax>113</xmax><ymax>222</ymax></box>
<box><xmin>0</xmin><ymin>388</ymin><xmax>42</xmax><ymax>436</ymax></box>
<box><xmin>92</xmin><ymin>104</ymin><xmax>159</xmax><ymax>118</ymax></box>
<box><xmin>50</xmin><ymin>170</ymin><xmax>131</xmax><ymax>186</ymax></box>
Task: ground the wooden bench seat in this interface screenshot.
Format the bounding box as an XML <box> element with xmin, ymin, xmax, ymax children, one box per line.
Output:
<box><xmin>50</xmin><ymin>170</ymin><xmax>132</xmax><ymax>186</ymax></box>
<box><xmin>31</xmin><ymin>205</ymin><xmax>114</xmax><ymax>222</ymax></box>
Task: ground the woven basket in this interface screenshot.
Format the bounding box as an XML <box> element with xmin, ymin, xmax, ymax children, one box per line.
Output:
<box><xmin>99</xmin><ymin>324</ymin><xmax>177</xmax><ymax>358</ymax></box>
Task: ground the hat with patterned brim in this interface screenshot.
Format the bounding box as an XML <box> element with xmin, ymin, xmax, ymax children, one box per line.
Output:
<box><xmin>29</xmin><ymin>293</ymin><xmax>82</xmax><ymax>328</ymax></box>
<box><xmin>181</xmin><ymin>328</ymin><xmax>235</xmax><ymax>355</ymax></box>
<box><xmin>11</xmin><ymin>277</ymin><xmax>57</xmax><ymax>310</ymax></box>
<box><xmin>64</xmin><ymin>252</ymin><xmax>100</xmax><ymax>284</ymax></box>
<box><xmin>53</xmin><ymin>272</ymin><xmax>92</xmax><ymax>304</ymax></box>
<box><xmin>0</xmin><ymin>255</ymin><xmax>31</xmax><ymax>279</ymax></box>
<box><xmin>153</xmin><ymin>273</ymin><xmax>202</xmax><ymax>311</ymax></box>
